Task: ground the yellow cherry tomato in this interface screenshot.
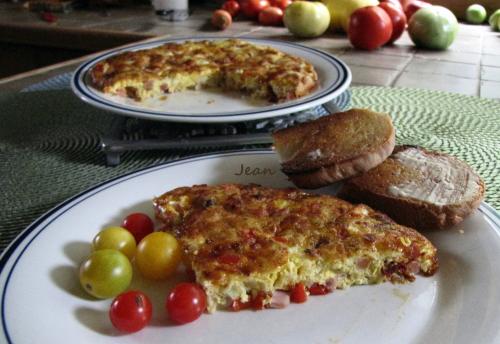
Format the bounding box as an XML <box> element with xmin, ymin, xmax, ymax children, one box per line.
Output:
<box><xmin>92</xmin><ymin>226</ymin><xmax>136</xmax><ymax>260</ymax></box>
<box><xmin>135</xmin><ymin>232</ymin><xmax>182</xmax><ymax>280</ymax></box>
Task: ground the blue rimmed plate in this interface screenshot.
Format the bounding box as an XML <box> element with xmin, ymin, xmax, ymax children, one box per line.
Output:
<box><xmin>1</xmin><ymin>150</ymin><xmax>500</xmax><ymax>343</ymax></box>
<box><xmin>71</xmin><ymin>37</ymin><xmax>351</xmax><ymax>123</ymax></box>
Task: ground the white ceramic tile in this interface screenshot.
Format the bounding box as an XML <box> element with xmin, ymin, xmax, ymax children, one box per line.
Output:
<box><xmin>414</xmin><ymin>50</ymin><xmax>481</xmax><ymax>65</ymax></box>
<box><xmin>394</xmin><ymin>72</ymin><xmax>479</xmax><ymax>96</ymax></box>
<box><xmin>405</xmin><ymin>58</ymin><xmax>479</xmax><ymax>79</ymax></box>
<box><xmin>480</xmin><ymin>80</ymin><xmax>500</xmax><ymax>99</ymax></box>
<box><xmin>348</xmin><ymin>65</ymin><xmax>399</xmax><ymax>86</ymax></box>
<box><xmin>481</xmin><ymin>66</ymin><xmax>500</xmax><ymax>82</ymax></box>
<box><xmin>481</xmin><ymin>54</ymin><xmax>500</xmax><ymax>67</ymax></box>
<box><xmin>340</xmin><ymin>50</ymin><xmax>411</xmax><ymax>70</ymax></box>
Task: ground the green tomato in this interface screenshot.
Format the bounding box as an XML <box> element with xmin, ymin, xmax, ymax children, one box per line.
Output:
<box><xmin>408</xmin><ymin>6</ymin><xmax>458</xmax><ymax>50</ymax></box>
<box><xmin>92</xmin><ymin>226</ymin><xmax>136</xmax><ymax>260</ymax></box>
<box><xmin>284</xmin><ymin>1</ymin><xmax>330</xmax><ymax>38</ymax></box>
<box><xmin>489</xmin><ymin>9</ymin><xmax>500</xmax><ymax>31</ymax></box>
<box><xmin>466</xmin><ymin>4</ymin><xmax>487</xmax><ymax>24</ymax></box>
<box><xmin>79</xmin><ymin>249</ymin><xmax>132</xmax><ymax>299</ymax></box>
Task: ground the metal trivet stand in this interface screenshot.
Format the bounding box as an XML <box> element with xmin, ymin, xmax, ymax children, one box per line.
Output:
<box><xmin>101</xmin><ymin>91</ymin><xmax>351</xmax><ymax>166</ymax></box>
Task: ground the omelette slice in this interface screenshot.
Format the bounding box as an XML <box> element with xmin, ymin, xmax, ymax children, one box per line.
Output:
<box><xmin>154</xmin><ymin>184</ymin><xmax>438</xmax><ymax>313</ymax></box>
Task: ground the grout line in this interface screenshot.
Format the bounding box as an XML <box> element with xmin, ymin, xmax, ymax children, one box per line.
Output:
<box><xmin>390</xmin><ymin>52</ymin><xmax>415</xmax><ymax>87</ymax></box>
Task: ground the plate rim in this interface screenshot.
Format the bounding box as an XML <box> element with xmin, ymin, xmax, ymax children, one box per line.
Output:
<box><xmin>1</xmin><ymin>149</ymin><xmax>498</xmax><ymax>343</ymax></box>
<box><xmin>70</xmin><ymin>36</ymin><xmax>352</xmax><ymax>123</ymax></box>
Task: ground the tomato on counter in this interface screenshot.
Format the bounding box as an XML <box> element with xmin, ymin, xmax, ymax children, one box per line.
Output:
<box><xmin>348</xmin><ymin>6</ymin><xmax>393</xmax><ymax>50</ymax></box>
<box><xmin>240</xmin><ymin>0</ymin><xmax>270</xmax><ymax>18</ymax></box>
<box><xmin>258</xmin><ymin>6</ymin><xmax>284</xmax><ymax>26</ymax></box>
<box><xmin>212</xmin><ymin>9</ymin><xmax>233</xmax><ymax>30</ymax></box>
<box><xmin>222</xmin><ymin>0</ymin><xmax>240</xmax><ymax>16</ymax></box>
<box><xmin>379</xmin><ymin>2</ymin><xmax>407</xmax><ymax>44</ymax></box>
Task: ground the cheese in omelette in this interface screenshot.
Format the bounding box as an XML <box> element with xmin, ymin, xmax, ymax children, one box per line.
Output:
<box><xmin>154</xmin><ymin>184</ymin><xmax>438</xmax><ymax>313</ymax></box>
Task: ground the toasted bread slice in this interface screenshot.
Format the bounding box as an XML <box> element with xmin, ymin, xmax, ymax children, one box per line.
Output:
<box><xmin>338</xmin><ymin>146</ymin><xmax>485</xmax><ymax>231</ymax></box>
<box><xmin>154</xmin><ymin>184</ymin><xmax>438</xmax><ymax>313</ymax></box>
<box><xmin>272</xmin><ymin>108</ymin><xmax>396</xmax><ymax>189</ymax></box>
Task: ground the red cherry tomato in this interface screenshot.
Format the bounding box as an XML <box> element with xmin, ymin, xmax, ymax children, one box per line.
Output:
<box><xmin>290</xmin><ymin>283</ymin><xmax>308</xmax><ymax>303</ymax></box>
<box><xmin>348</xmin><ymin>6</ymin><xmax>393</xmax><ymax>51</ymax></box>
<box><xmin>269</xmin><ymin>0</ymin><xmax>292</xmax><ymax>11</ymax></box>
<box><xmin>404</xmin><ymin>0</ymin><xmax>431</xmax><ymax>20</ymax></box>
<box><xmin>258</xmin><ymin>6</ymin><xmax>284</xmax><ymax>26</ymax></box>
<box><xmin>122</xmin><ymin>213</ymin><xmax>154</xmax><ymax>243</ymax></box>
<box><xmin>379</xmin><ymin>2</ymin><xmax>407</xmax><ymax>44</ymax></box>
<box><xmin>240</xmin><ymin>0</ymin><xmax>270</xmax><ymax>19</ymax></box>
<box><xmin>166</xmin><ymin>283</ymin><xmax>207</xmax><ymax>324</ymax></box>
<box><xmin>109</xmin><ymin>291</ymin><xmax>152</xmax><ymax>333</ymax></box>
<box><xmin>222</xmin><ymin>0</ymin><xmax>240</xmax><ymax>16</ymax></box>
<box><xmin>212</xmin><ymin>9</ymin><xmax>232</xmax><ymax>30</ymax></box>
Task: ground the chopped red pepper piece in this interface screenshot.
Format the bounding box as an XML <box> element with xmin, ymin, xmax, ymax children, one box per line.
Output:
<box><xmin>230</xmin><ymin>299</ymin><xmax>250</xmax><ymax>312</ymax></box>
<box><xmin>218</xmin><ymin>253</ymin><xmax>240</xmax><ymax>265</ymax></box>
<box><xmin>251</xmin><ymin>292</ymin><xmax>267</xmax><ymax>310</ymax></box>
<box><xmin>274</xmin><ymin>236</ymin><xmax>288</xmax><ymax>243</ymax></box>
<box><xmin>290</xmin><ymin>283</ymin><xmax>308</xmax><ymax>303</ymax></box>
<box><xmin>308</xmin><ymin>283</ymin><xmax>332</xmax><ymax>295</ymax></box>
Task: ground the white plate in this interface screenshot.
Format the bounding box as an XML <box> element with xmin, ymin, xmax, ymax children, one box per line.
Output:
<box><xmin>1</xmin><ymin>150</ymin><xmax>500</xmax><ymax>344</ymax></box>
<box><xmin>71</xmin><ymin>37</ymin><xmax>351</xmax><ymax>123</ymax></box>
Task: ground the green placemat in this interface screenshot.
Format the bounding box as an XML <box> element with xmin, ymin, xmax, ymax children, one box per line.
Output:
<box><xmin>1</xmin><ymin>87</ymin><xmax>499</xmax><ymax>252</ymax></box>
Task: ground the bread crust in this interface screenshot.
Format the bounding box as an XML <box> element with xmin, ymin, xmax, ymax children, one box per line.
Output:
<box><xmin>273</xmin><ymin>108</ymin><xmax>396</xmax><ymax>188</ymax></box>
<box><xmin>338</xmin><ymin>146</ymin><xmax>485</xmax><ymax>231</ymax></box>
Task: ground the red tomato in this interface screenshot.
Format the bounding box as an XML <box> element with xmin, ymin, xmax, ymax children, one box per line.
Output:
<box><xmin>348</xmin><ymin>6</ymin><xmax>393</xmax><ymax>51</ymax></box>
<box><xmin>404</xmin><ymin>0</ymin><xmax>431</xmax><ymax>20</ymax></box>
<box><xmin>308</xmin><ymin>283</ymin><xmax>332</xmax><ymax>295</ymax></box>
<box><xmin>109</xmin><ymin>291</ymin><xmax>152</xmax><ymax>333</ymax></box>
<box><xmin>258</xmin><ymin>6</ymin><xmax>284</xmax><ymax>26</ymax></box>
<box><xmin>240</xmin><ymin>0</ymin><xmax>270</xmax><ymax>19</ymax></box>
<box><xmin>222</xmin><ymin>0</ymin><xmax>240</xmax><ymax>17</ymax></box>
<box><xmin>379</xmin><ymin>2</ymin><xmax>407</xmax><ymax>44</ymax></box>
<box><xmin>212</xmin><ymin>9</ymin><xmax>232</xmax><ymax>30</ymax></box>
<box><xmin>166</xmin><ymin>283</ymin><xmax>207</xmax><ymax>324</ymax></box>
<box><xmin>122</xmin><ymin>213</ymin><xmax>154</xmax><ymax>243</ymax></box>
<box><xmin>290</xmin><ymin>283</ymin><xmax>308</xmax><ymax>303</ymax></box>
<box><xmin>379</xmin><ymin>0</ymin><xmax>403</xmax><ymax>10</ymax></box>
<box><xmin>269</xmin><ymin>0</ymin><xmax>292</xmax><ymax>10</ymax></box>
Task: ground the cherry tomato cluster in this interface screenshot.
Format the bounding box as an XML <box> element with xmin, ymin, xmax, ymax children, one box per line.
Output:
<box><xmin>78</xmin><ymin>212</ymin><xmax>208</xmax><ymax>333</ymax></box>
<box><xmin>212</xmin><ymin>0</ymin><xmax>293</xmax><ymax>30</ymax></box>
<box><xmin>348</xmin><ymin>0</ymin><xmax>431</xmax><ymax>50</ymax></box>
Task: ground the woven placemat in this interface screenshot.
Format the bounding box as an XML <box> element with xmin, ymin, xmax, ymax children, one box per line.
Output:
<box><xmin>0</xmin><ymin>87</ymin><xmax>499</xmax><ymax>251</ymax></box>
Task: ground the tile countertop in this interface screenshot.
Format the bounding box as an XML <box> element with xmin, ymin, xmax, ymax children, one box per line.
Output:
<box><xmin>0</xmin><ymin>3</ymin><xmax>499</xmax><ymax>99</ymax></box>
